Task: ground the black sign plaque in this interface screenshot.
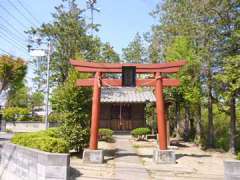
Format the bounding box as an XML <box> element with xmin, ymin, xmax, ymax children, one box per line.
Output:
<box><xmin>122</xmin><ymin>66</ymin><xmax>136</xmax><ymax>87</ymax></box>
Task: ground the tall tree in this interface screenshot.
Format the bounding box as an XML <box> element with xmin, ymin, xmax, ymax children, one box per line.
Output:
<box><xmin>150</xmin><ymin>0</ymin><xmax>226</xmax><ymax>147</ymax></box>
<box><xmin>122</xmin><ymin>33</ymin><xmax>147</xmax><ymax>63</ymax></box>
<box><xmin>30</xmin><ymin>0</ymin><xmax>93</xmax><ymax>84</ymax></box>
<box><xmin>29</xmin><ymin>91</ymin><xmax>44</xmax><ymax>116</ymax></box>
<box><xmin>101</xmin><ymin>42</ymin><xmax>120</xmax><ymax>63</ymax></box>
<box><xmin>30</xmin><ymin>0</ymin><xmax>119</xmax><ymax>86</ymax></box>
<box><xmin>0</xmin><ymin>55</ymin><xmax>27</xmax><ymax>96</ymax></box>
<box><xmin>165</xmin><ymin>36</ymin><xmax>201</xmax><ymax>141</ymax></box>
<box><xmin>209</xmin><ymin>0</ymin><xmax>240</xmax><ymax>153</ymax></box>
<box><xmin>6</xmin><ymin>84</ymin><xmax>28</xmax><ymax>108</ymax></box>
<box><xmin>215</xmin><ymin>55</ymin><xmax>240</xmax><ymax>154</ymax></box>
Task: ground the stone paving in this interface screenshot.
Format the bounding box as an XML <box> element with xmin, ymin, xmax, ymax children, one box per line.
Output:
<box><xmin>114</xmin><ymin>135</ymin><xmax>151</xmax><ymax>180</ymax></box>
<box><xmin>70</xmin><ymin>135</ymin><xmax>151</xmax><ymax>180</ymax></box>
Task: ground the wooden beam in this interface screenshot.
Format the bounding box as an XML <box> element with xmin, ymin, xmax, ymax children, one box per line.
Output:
<box><xmin>76</xmin><ymin>78</ymin><xmax>180</xmax><ymax>87</ymax></box>
<box><xmin>70</xmin><ymin>59</ymin><xmax>186</xmax><ymax>70</ymax></box>
<box><xmin>75</xmin><ymin>66</ymin><xmax>180</xmax><ymax>73</ymax></box>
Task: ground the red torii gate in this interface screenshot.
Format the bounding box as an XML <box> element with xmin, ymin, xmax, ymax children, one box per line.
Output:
<box><xmin>70</xmin><ymin>59</ymin><xmax>186</xmax><ymax>151</ymax></box>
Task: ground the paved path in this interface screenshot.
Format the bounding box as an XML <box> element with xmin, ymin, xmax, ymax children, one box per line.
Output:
<box><xmin>114</xmin><ymin>135</ymin><xmax>151</xmax><ymax>180</ymax></box>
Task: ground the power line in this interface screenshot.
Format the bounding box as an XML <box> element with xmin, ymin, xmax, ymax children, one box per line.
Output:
<box><xmin>0</xmin><ymin>16</ymin><xmax>26</xmax><ymax>38</ymax></box>
<box><xmin>16</xmin><ymin>0</ymin><xmax>41</xmax><ymax>25</ymax></box>
<box><xmin>0</xmin><ymin>24</ymin><xmax>25</xmax><ymax>42</ymax></box>
<box><xmin>0</xmin><ymin>48</ymin><xmax>11</xmax><ymax>55</ymax></box>
<box><xmin>0</xmin><ymin>34</ymin><xmax>26</xmax><ymax>53</ymax></box>
<box><xmin>0</xmin><ymin>29</ymin><xmax>27</xmax><ymax>50</ymax></box>
<box><xmin>0</xmin><ymin>3</ymin><xmax>28</xmax><ymax>30</ymax></box>
<box><xmin>6</xmin><ymin>0</ymin><xmax>37</xmax><ymax>27</ymax></box>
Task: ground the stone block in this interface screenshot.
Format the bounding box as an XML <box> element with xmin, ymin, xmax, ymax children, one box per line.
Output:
<box><xmin>153</xmin><ymin>149</ymin><xmax>176</xmax><ymax>164</ymax></box>
<box><xmin>224</xmin><ymin>160</ymin><xmax>240</xmax><ymax>180</ymax></box>
<box><xmin>82</xmin><ymin>149</ymin><xmax>104</xmax><ymax>164</ymax></box>
<box><xmin>45</xmin><ymin>166</ymin><xmax>68</xmax><ymax>179</ymax></box>
<box><xmin>1</xmin><ymin>143</ymin><xmax>70</xmax><ymax>180</ymax></box>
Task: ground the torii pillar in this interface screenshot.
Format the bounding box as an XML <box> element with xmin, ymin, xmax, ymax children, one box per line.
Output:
<box><xmin>89</xmin><ymin>72</ymin><xmax>101</xmax><ymax>150</ymax></box>
<box><xmin>155</xmin><ymin>72</ymin><xmax>167</xmax><ymax>150</ymax></box>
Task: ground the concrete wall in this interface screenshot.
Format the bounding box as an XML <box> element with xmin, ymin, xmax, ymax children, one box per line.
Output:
<box><xmin>224</xmin><ymin>160</ymin><xmax>240</xmax><ymax>180</ymax></box>
<box><xmin>6</xmin><ymin>121</ymin><xmax>59</xmax><ymax>132</ymax></box>
<box><xmin>0</xmin><ymin>143</ymin><xmax>69</xmax><ymax>180</ymax></box>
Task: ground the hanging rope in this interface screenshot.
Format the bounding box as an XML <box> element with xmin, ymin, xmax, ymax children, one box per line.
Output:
<box><xmin>96</xmin><ymin>76</ymin><xmax>101</xmax><ymax>87</ymax></box>
<box><xmin>155</xmin><ymin>76</ymin><xmax>162</xmax><ymax>80</ymax></box>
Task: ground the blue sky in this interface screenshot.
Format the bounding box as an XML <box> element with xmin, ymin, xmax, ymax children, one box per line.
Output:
<box><xmin>0</xmin><ymin>0</ymin><xmax>158</xmax><ymax>87</ymax></box>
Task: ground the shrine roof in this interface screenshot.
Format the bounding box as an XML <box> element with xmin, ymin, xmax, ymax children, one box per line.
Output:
<box><xmin>101</xmin><ymin>87</ymin><xmax>156</xmax><ymax>103</ymax></box>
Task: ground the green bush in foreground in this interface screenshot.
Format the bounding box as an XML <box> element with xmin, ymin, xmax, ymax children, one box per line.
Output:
<box><xmin>59</xmin><ymin>121</ymin><xmax>89</xmax><ymax>152</ymax></box>
<box><xmin>99</xmin><ymin>128</ymin><xmax>114</xmax><ymax>142</ymax></box>
<box><xmin>131</xmin><ymin>127</ymin><xmax>151</xmax><ymax>140</ymax></box>
<box><xmin>11</xmin><ymin>128</ymin><xmax>69</xmax><ymax>153</ymax></box>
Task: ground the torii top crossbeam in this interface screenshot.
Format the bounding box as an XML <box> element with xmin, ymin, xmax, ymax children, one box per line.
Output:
<box><xmin>70</xmin><ymin>59</ymin><xmax>186</xmax><ymax>150</ymax></box>
<box><xmin>70</xmin><ymin>59</ymin><xmax>186</xmax><ymax>87</ymax></box>
<box><xmin>70</xmin><ymin>59</ymin><xmax>186</xmax><ymax>73</ymax></box>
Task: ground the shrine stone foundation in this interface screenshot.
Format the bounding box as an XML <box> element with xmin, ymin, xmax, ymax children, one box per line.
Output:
<box><xmin>83</xmin><ymin>149</ymin><xmax>104</xmax><ymax>164</ymax></box>
<box><xmin>153</xmin><ymin>149</ymin><xmax>176</xmax><ymax>164</ymax></box>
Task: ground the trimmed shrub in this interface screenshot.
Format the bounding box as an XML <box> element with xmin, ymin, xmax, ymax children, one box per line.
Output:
<box><xmin>99</xmin><ymin>128</ymin><xmax>114</xmax><ymax>142</ymax></box>
<box><xmin>131</xmin><ymin>127</ymin><xmax>151</xmax><ymax>140</ymax></box>
<box><xmin>3</xmin><ymin>107</ymin><xmax>31</xmax><ymax>121</ymax></box>
<box><xmin>48</xmin><ymin>112</ymin><xmax>69</xmax><ymax>122</ymax></box>
<box><xmin>11</xmin><ymin>128</ymin><xmax>69</xmax><ymax>153</ymax></box>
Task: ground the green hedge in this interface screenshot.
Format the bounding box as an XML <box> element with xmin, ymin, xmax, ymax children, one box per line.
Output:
<box><xmin>131</xmin><ymin>127</ymin><xmax>151</xmax><ymax>140</ymax></box>
<box><xmin>48</xmin><ymin>112</ymin><xmax>69</xmax><ymax>122</ymax></box>
<box><xmin>3</xmin><ymin>107</ymin><xmax>31</xmax><ymax>121</ymax></box>
<box><xmin>11</xmin><ymin>128</ymin><xmax>69</xmax><ymax>153</ymax></box>
<box><xmin>99</xmin><ymin>128</ymin><xmax>114</xmax><ymax>142</ymax></box>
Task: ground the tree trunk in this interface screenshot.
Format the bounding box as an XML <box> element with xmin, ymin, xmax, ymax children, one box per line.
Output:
<box><xmin>151</xmin><ymin>110</ymin><xmax>155</xmax><ymax>135</ymax></box>
<box><xmin>195</xmin><ymin>103</ymin><xmax>202</xmax><ymax>143</ymax></box>
<box><xmin>207</xmin><ymin>75</ymin><xmax>214</xmax><ymax>148</ymax></box>
<box><xmin>175</xmin><ymin>100</ymin><xmax>181</xmax><ymax>139</ymax></box>
<box><xmin>229</xmin><ymin>96</ymin><xmax>236</xmax><ymax>154</ymax></box>
<box><xmin>184</xmin><ymin>103</ymin><xmax>190</xmax><ymax>141</ymax></box>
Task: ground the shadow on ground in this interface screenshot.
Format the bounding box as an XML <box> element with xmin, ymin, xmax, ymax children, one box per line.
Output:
<box><xmin>176</xmin><ymin>153</ymin><xmax>211</xmax><ymax>160</ymax></box>
<box><xmin>69</xmin><ymin>166</ymin><xmax>83</xmax><ymax>180</ymax></box>
<box><xmin>170</xmin><ymin>140</ymin><xmax>190</xmax><ymax>147</ymax></box>
<box><xmin>70</xmin><ymin>152</ymin><xmax>83</xmax><ymax>159</ymax></box>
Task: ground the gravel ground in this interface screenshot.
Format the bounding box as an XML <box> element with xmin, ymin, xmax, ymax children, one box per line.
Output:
<box><xmin>132</xmin><ymin>139</ymin><xmax>236</xmax><ymax>180</ymax></box>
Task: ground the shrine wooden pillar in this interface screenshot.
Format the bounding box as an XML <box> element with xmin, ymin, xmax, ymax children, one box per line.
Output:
<box><xmin>155</xmin><ymin>72</ymin><xmax>167</xmax><ymax>150</ymax></box>
<box><xmin>89</xmin><ymin>72</ymin><xmax>101</xmax><ymax>150</ymax></box>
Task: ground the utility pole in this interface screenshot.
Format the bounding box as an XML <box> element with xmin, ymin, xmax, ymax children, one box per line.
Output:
<box><xmin>45</xmin><ymin>40</ymin><xmax>51</xmax><ymax>129</ymax></box>
<box><xmin>28</xmin><ymin>36</ymin><xmax>52</xmax><ymax>130</ymax></box>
